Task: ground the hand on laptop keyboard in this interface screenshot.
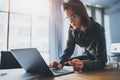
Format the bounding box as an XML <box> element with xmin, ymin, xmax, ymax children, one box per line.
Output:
<box><xmin>49</xmin><ymin>61</ymin><xmax>62</xmax><ymax>70</ymax></box>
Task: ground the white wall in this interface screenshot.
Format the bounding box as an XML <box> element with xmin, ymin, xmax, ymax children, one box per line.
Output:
<box><xmin>105</xmin><ymin>1</ymin><xmax>120</xmax><ymax>43</ymax></box>
<box><xmin>104</xmin><ymin>1</ymin><xmax>120</xmax><ymax>53</ymax></box>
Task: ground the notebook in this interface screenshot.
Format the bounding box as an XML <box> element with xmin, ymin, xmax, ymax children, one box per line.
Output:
<box><xmin>10</xmin><ymin>48</ymin><xmax>74</xmax><ymax>76</ymax></box>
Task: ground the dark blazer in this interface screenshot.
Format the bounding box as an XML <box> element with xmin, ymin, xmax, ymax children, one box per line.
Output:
<box><xmin>59</xmin><ymin>19</ymin><xmax>107</xmax><ymax>71</ymax></box>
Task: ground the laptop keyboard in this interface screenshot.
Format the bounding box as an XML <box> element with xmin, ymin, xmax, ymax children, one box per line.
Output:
<box><xmin>50</xmin><ymin>66</ymin><xmax>74</xmax><ymax>76</ymax></box>
<box><xmin>52</xmin><ymin>69</ymin><xmax>70</xmax><ymax>73</ymax></box>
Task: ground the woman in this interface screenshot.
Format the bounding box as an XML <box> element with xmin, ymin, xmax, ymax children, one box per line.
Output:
<box><xmin>50</xmin><ymin>0</ymin><xmax>107</xmax><ymax>71</ymax></box>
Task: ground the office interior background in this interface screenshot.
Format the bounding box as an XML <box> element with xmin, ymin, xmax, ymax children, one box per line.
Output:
<box><xmin>0</xmin><ymin>0</ymin><xmax>120</xmax><ymax>64</ymax></box>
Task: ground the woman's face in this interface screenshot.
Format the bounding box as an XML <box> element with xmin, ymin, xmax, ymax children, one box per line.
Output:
<box><xmin>65</xmin><ymin>9</ymin><xmax>81</xmax><ymax>29</ymax></box>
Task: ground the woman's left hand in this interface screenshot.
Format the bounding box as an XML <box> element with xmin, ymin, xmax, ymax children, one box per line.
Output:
<box><xmin>69</xmin><ymin>59</ymin><xmax>84</xmax><ymax>72</ymax></box>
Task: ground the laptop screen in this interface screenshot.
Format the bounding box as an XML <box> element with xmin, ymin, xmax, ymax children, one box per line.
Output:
<box><xmin>11</xmin><ymin>48</ymin><xmax>53</xmax><ymax>76</ymax></box>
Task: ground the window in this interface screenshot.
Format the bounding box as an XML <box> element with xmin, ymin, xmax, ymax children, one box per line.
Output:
<box><xmin>95</xmin><ymin>8</ymin><xmax>103</xmax><ymax>25</ymax></box>
<box><xmin>31</xmin><ymin>16</ymin><xmax>49</xmax><ymax>63</ymax></box>
<box><xmin>0</xmin><ymin>0</ymin><xmax>49</xmax><ymax>63</ymax></box>
<box><xmin>86</xmin><ymin>6</ymin><xmax>92</xmax><ymax>17</ymax></box>
<box><xmin>0</xmin><ymin>0</ymin><xmax>9</xmax><ymax>12</ymax></box>
<box><xmin>9</xmin><ymin>14</ymin><xmax>31</xmax><ymax>49</ymax></box>
<box><xmin>0</xmin><ymin>12</ymin><xmax>8</xmax><ymax>50</ymax></box>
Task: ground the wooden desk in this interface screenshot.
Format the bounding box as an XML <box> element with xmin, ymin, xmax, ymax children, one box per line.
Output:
<box><xmin>0</xmin><ymin>67</ymin><xmax>120</xmax><ymax>80</ymax></box>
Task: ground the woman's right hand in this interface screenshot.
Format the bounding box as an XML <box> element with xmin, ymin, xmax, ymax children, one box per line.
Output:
<box><xmin>49</xmin><ymin>61</ymin><xmax>62</xmax><ymax>69</ymax></box>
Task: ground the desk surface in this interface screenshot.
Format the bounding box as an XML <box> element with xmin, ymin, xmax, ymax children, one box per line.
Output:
<box><xmin>0</xmin><ymin>67</ymin><xmax>120</xmax><ymax>80</ymax></box>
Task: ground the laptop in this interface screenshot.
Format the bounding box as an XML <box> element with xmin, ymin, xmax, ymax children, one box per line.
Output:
<box><xmin>10</xmin><ymin>48</ymin><xmax>74</xmax><ymax>76</ymax></box>
<box><xmin>1</xmin><ymin>51</ymin><xmax>22</xmax><ymax>69</ymax></box>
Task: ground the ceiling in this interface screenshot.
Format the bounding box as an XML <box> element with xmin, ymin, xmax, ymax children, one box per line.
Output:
<box><xmin>81</xmin><ymin>0</ymin><xmax>119</xmax><ymax>8</ymax></box>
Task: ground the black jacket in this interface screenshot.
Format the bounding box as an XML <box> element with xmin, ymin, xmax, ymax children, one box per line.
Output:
<box><xmin>59</xmin><ymin>20</ymin><xmax>107</xmax><ymax>71</ymax></box>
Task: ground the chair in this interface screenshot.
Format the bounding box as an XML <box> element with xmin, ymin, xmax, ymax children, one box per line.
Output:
<box><xmin>0</xmin><ymin>51</ymin><xmax>22</xmax><ymax>69</ymax></box>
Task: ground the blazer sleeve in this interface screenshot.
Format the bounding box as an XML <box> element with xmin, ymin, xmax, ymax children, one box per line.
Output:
<box><xmin>59</xmin><ymin>27</ymin><xmax>76</xmax><ymax>65</ymax></box>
